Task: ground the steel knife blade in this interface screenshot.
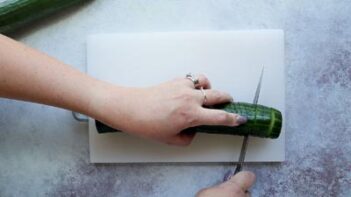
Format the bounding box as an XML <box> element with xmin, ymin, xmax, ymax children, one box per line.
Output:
<box><xmin>224</xmin><ymin>66</ymin><xmax>264</xmax><ymax>181</ymax></box>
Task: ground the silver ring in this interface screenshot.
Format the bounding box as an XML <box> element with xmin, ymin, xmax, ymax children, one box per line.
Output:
<box><xmin>200</xmin><ymin>87</ymin><xmax>207</xmax><ymax>105</ymax></box>
<box><xmin>185</xmin><ymin>73</ymin><xmax>199</xmax><ymax>87</ymax></box>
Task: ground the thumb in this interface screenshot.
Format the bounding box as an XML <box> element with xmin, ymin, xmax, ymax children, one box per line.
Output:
<box><xmin>220</xmin><ymin>171</ymin><xmax>256</xmax><ymax>193</ymax></box>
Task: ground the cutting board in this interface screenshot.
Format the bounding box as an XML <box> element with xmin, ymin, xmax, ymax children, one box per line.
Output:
<box><xmin>87</xmin><ymin>30</ymin><xmax>285</xmax><ymax>163</ymax></box>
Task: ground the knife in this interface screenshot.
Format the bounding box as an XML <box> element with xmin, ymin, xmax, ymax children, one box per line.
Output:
<box><xmin>224</xmin><ymin>66</ymin><xmax>264</xmax><ymax>181</ymax></box>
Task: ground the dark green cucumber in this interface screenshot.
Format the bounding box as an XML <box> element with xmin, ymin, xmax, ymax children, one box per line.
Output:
<box><xmin>0</xmin><ymin>0</ymin><xmax>90</xmax><ymax>34</ymax></box>
<box><xmin>95</xmin><ymin>102</ymin><xmax>283</xmax><ymax>139</ymax></box>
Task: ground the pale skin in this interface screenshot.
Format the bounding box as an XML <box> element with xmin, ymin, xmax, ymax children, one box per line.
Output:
<box><xmin>0</xmin><ymin>34</ymin><xmax>255</xmax><ymax>196</ymax></box>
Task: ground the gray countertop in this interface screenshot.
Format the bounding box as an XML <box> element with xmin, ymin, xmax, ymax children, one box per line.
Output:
<box><xmin>0</xmin><ymin>0</ymin><xmax>350</xmax><ymax>196</ymax></box>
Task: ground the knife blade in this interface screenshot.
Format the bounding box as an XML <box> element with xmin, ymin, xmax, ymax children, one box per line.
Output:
<box><xmin>224</xmin><ymin>66</ymin><xmax>264</xmax><ymax>181</ymax></box>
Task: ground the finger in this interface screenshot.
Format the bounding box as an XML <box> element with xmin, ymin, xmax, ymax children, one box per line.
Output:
<box><xmin>200</xmin><ymin>89</ymin><xmax>233</xmax><ymax>106</ymax></box>
<box><xmin>166</xmin><ymin>132</ymin><xmax>196</xmax><ymax>146</ymax></box>
<box><xmin>197</xmin><ymin>109</ymin><xmax>247</xmax><ymax>126</ymax></box>
<box><xmin>196</xmin><ymin>74</ymin><xmax>211</xmax><ymax>89</ymax></box>
<box><xmin>183</xmin><ymin>74</ymin><xmax>211</xmax><ymax>89</ymax></box>
<box><xmin>224</xmin><ymin>171</ymin><xmax>256</xmax><ymax>192</ymax></box>
<box><xmin>196</xmin><ymin>172</ymin><xmax>254</xmax><ymax>197</ymax></box>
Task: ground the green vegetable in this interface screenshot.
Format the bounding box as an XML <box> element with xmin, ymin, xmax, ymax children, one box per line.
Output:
<box><xmin>95</xmin><ymin>102</ymin><xmax>283</xmax><ymax>139</ymax></box>
<box><xmin>0</xmin><ymin>0</ymin><xmax>89</xmax><ymax>34</ymax></box>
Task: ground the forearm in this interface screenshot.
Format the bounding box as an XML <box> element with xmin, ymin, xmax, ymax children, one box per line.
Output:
<box><xmin>0</xmin><ymin>34</ymin><xmax>112</xmax><ymax>117</ymax></box>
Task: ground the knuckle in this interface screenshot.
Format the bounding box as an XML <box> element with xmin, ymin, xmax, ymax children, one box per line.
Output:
<box><xmin>217</xmin><ymin>112</ymin><xmax>231</xmax><ymax>123</ymax></box>
<box><xmin>175</xmin><ymin>105</ymin><xmax>198</xmax><ymax>127</ymax></box>
<box><xmin>204</xmin><ymin>77</ymin><xmax>210</xmax><ymax>85</ymax></box>
<box><xmin>184</xmin><ymin>112</ymin><xmax>198</xmax><ymax>127</ymax></box>
<box><xmin>200</xmin><ymin>74</ymin><xmax>209</xmax><ymax>81</ymax></box>
<box><xmin>172</xmin><ymin>91</ymin><xmax>200</xmax><ymax>127</ymax></box>
<box><xmin>198</xmin><ymin>74</ymin><xmax>210</xmax><ymax>85</ymax></box>
<box><xmin>180</xmin><ymin>91</ymin><xmax>194</xmax><ymax>102</ymax></box>
<box><xmin>203</xmin><ymin>77</ymin><xmax>210</xmax><ymax>85</ymax></box>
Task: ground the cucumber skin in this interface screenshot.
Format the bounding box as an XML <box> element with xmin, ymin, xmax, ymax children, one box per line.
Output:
<box><xmin>185</xmin><ymin>102</ymin><xmax>282</xmax><ymax>139</ymax></box>
<box><xmin>95</xmin><ymin>102</ymin><xmax>283</xmax><ymax>139</ymax></box>
<box><xmin>0</xmin><ymin>0</ymin><xmax>90</xmax><ymax>34</ymax></box>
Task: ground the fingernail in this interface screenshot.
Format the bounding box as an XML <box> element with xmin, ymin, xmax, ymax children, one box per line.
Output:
<box><xmin>236</xmin><ymin>115</ymin><xmax>247</xmax><ymax>125</ymax></box>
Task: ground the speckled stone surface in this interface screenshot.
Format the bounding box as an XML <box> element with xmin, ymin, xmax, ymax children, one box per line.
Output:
<box><xmin>0</xmin><ymin>0</ymin><xmax>350</xmax><ymax>196</ymax></box>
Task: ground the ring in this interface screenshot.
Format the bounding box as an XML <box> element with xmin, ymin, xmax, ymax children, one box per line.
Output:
<box><xmin>200</xmin><ymin>87</ymin><xmax>207</xmax><ymax>105</ymax></box>
<box><xmin>185</xmin><ymin>73</ymin><xmax>199</xmax><ymax>87</ymax></box>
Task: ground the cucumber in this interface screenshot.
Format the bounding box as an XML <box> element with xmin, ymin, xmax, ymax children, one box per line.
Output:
<box><xmin>95</xmin><ymin>102</ymin><xmax>283</xmax><ymax>139</ymax></box>
<box><xmin>0</xmin><ymin>0</ymin><xmax>90</xmax><ymax>34</ymax></box>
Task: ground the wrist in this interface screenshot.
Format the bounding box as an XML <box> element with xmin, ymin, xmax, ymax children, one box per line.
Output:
<box><xmin>86</xmin><ymin>79</ymin><xmax>112</xmax><ymax>119</ymax></box>
<box><xmin>85</xmin><ymin>79</ymin><xmax>126</xmax><ymax>125</ymax></box>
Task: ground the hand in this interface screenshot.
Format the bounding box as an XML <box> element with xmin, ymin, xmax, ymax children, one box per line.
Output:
<box><xmin>196</xmin><ymin>171</ymin><xmax>256</xmax><ymax>197</ymax></box>
<box><xmin>92</xmin><ymin>74</ymin><xmax>247</xmax><ymax>146</ymax></box>
<box><xmin>0</xmin><ymin>35</ymin><xmax>246</xmax><ymax>146</ymax></box>
<box><xmin>0</xmin><ymin>34</ymin><xmax>245</xmax><ymax>146</ymax></box>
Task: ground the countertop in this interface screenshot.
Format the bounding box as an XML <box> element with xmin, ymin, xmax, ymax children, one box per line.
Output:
<box><xmin>0</xmin><ymin>0</ymin><xmax>350</xmax><ymax>196</ymax></box>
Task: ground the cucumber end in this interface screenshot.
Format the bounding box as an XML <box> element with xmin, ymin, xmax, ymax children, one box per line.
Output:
<box><xmin>268</xmin><ymin>109</ymin><xmax>283</xmax><ymax>139</ymax></box>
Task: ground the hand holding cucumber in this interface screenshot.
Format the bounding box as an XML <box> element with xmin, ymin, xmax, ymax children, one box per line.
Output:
<box><xmin>92</xmin><ymin>74</ymin><xmax>248</xmax><ymax>146</ymax></box>
<box><xmin>0</xmin><ymin>0</ymin><xmax>283</xmax><ymax>144</ymax></box>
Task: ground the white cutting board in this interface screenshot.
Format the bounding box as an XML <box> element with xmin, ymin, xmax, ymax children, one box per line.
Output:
<box><xmin>87</xmin><ymin>30</ymin><xmax>285</xmax><ymax>163</ymax></box>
